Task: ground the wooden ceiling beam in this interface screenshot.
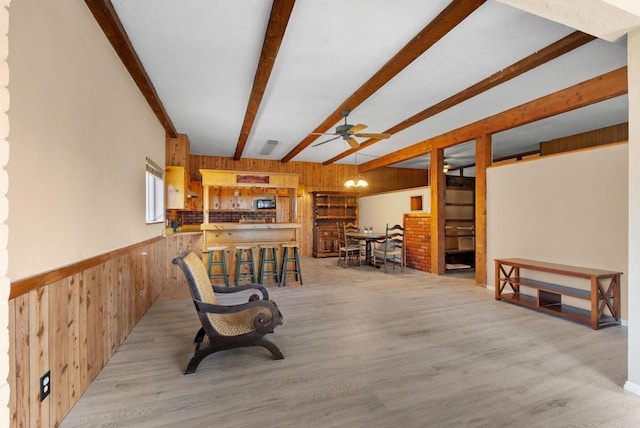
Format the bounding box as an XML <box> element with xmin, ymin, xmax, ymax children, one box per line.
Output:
<box><xmin>233</xmin><ymin>0</ymin><xmax>296</xmax><ymax>160</ymax></box>
<box><xmin>360</xmin><ymin>66</ymin><xmax>628</xmax><ymax>172</ymax></box>
<box><xmin>85</xmin><ymin>0</ymin><xmax>178</xmax><ymax>137</ymax></box>
<box><xmin>280</xmin><ymin>0</ymin><xmax>486</xmax><ymax>163</ymax></box>
<box><xmin>323</xmin><ymin>30</ymin><xmax>596</xmax><ymax>165</ymax></box>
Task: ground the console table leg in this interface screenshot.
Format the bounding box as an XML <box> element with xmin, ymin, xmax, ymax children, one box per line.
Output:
<box><xmin>591</xmin><ymin>276</ymin><xmax>599</xmax><ymax>329</ymax></box>
<box><xmin>614</xmin><ymin>274</ymin><xmax>621</xmax><ymax>322</ymax></box>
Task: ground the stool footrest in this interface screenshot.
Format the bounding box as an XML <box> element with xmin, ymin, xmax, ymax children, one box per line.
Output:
<box><xmin>259</xmin><ymin>247</ymin><xmax>280</xmax><ymax>286</ymax></box>
<box><xmin>235</xmin><ymin>247</ymin><xmax>257</xmax><ymax>286</ymax></box>
<box><xmin>281</xmin><ymin>245</ymin><xmax>303</xmax><ymax>287</ymax></box>
<box><xmin>207</xmin><ymin>247</ymin><xmax>229</xmax><ymax>287</ymax></box>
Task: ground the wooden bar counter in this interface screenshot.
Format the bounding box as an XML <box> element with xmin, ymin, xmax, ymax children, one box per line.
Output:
<box><xmin>201</xmin><ymin>222</ymin><xmax>301</xmax><ymax>283</ymax></box>
<box><xmin>199</xmin><ymin>169</ymin><xmax>301</xmax><ymax>283</ymax></box>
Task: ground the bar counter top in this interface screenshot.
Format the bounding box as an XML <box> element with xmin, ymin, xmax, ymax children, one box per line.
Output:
<box><xmin>201</xmin><ymin>222</ymin><xmax>302</xmax><ymax>231</ymax></box>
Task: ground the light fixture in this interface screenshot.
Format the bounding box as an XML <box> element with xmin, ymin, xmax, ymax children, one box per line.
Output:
<box><xmin>344</xmin><ymin>153</ymin><xmax>368</xmax><ymax>188</ymax></box>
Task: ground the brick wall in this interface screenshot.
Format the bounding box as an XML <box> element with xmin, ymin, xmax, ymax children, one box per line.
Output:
<box><xmin>178</xmin><ymin>210</ymin><xmax>276</xmax><ymax>224</ymax></box>
<box><xmin>404</xmin><ymin>213</ymin><xmax>431</xmax><ymax>273</ymax></box>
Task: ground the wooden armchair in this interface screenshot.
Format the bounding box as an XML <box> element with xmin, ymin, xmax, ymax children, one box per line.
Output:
<box><xmin>373</xmin><ymin>223</ymin><xmax>405</xmax><ymax>273</ymax></box>
<box><xmin>172</xmin><ymin>250</ymin><xmax>285</xmax><ymax>374</ymax></box>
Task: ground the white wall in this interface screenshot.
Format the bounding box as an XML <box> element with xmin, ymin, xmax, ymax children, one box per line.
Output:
<box><xmin>6</xmin><ymin>0</ymin><xmax>166</xmax><ymax>281</ymax></box>
<box><xmin>487</xmin><ymin>143</ymin><xmax>629</xmax><ymax>318</ymax></box>
<box><xmin>625</xmin><ymin>27</ymin><xmax>640</xmax><ymax>394</ymax></box>
<box><xmin>359</xmin><ymin>186</ymin><xmax>430</xmax><ymax>231</ymax></box>
<box><xmin>0</xmin><ymin>1</ymin><xmax>9</xmax><ymax>424</ymax></box>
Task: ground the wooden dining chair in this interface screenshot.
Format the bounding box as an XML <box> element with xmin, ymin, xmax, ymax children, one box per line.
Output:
<box><xmin>337</xmin><ymin>222</ymin><xmax>362</xmax><ymax>267</ymax></box>
<box><xmin>373</xmin><ymin>223</ymin><xmax>405</xmax><ymax>273</ymax></box>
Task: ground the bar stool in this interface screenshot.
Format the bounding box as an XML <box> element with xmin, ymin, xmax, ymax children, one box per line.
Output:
<box><xmin>206</xmin><ymin>245</ymin><xmax>229</xmax><ymax>287</ymax></box>
<box><xmin>258</xmin><ymin>244</ymin><xmax>280</xmax><ymax>286</ymax></box>
<box><xmin>281</xmin><ymin>242</ymin><xmax>303</xmax><ymax>286</ymax></box>
<box><xmin>234</xmin><ymin>245</ymin><xmax>257</xmax><ymax>286</ymax></box>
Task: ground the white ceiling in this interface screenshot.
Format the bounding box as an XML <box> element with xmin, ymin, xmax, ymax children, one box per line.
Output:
<box><xmin>110</xmin><ymin>0</ymin><xmax>629</xmax><ymax>170</ymax></box>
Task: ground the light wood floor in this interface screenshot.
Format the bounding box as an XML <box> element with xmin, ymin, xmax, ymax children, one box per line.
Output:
<box><xmin>60</xmin><ymin>257</ymin><xmax>640</xmax><ymax>427</ymax></box>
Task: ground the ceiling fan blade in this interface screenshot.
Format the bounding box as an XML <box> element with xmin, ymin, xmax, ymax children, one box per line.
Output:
<box><xmin>347</xmin><ymin>124</ymin><xmax>368</xmax><ymax>134</ymax></box>
<box><xmin>354</xmin><ymin>133</ymin><xmax>391</xmax><ymax>139</ymax></box>
<box><xmin>309</xmin><ymin>132</ymin><xmax>337</xmax><ymax>136</ymax></box>
<box><xmin>445</xmin><ymin>155</ymin><xmax>475</xmax><ymax>163</ymax></box>
<box><xmin>312</xmin><ymin>135</ymin><xmax>341</xmax><ymax>147</ymax></box>
<box><xmin>346</xmin><ymin>136</ymin><xmax>360</xmax><ymax>149</ymax></box>
<box><xmin>446</xmin><ymin>154</ymin><xmax>475</xmax><ymax>159</ymax></box>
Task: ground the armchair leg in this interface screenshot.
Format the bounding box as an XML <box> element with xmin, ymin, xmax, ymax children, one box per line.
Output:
<box><xmin>193</xmin><ymin>327</ymin><xmax>206</xmax><ymax>344</ymax></box>
<box><xmin>185</xmin><ymin>342</ymin><xmax>235</xmax><ymax>375</ymax></box>
<box><xmin>185</xmin><ymin>338</ymin><xmax>285</xmax><ymax>375</ymax></box>
<box><xmin>256</xmin><ymin>338</ymin><xmax>284</xmax><ymax>360</ymax></box>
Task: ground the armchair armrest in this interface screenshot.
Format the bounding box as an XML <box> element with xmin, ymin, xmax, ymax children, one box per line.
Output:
<box><xmin>194</xmin><ymin>299</ymin><xmax>284</xmax><ymax>333</ymax></box>
<box><xmin>212</xmin><ymin>283</ymin><xmax>270</xmax><ymax>300</ymax></box>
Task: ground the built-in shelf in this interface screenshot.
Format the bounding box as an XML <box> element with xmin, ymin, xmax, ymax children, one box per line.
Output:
<box><xmin>312</xmin><ymin>192</ymin><xmax>358</xmax><ymax>258</ymax></box>
<box><xmin>445</xmin><ymin>186</ymin><xmax>475</xmax><ymax>271</ymax></box>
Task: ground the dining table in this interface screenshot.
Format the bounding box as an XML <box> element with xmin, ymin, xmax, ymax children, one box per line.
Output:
<box><xmin>345</xmin><ymin>230</ymin><xmax>387</xmax><ymax>266</ymax></box>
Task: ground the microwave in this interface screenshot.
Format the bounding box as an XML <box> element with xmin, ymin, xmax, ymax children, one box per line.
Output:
<box><xmin>255</xmin><ymin>199</ymin><xmax>276</xmax><ymax>210</ymax></box>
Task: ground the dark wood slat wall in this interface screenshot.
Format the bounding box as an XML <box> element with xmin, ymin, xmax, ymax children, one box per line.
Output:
<box><xmin>540</xmin><ymin>122</ymin><xmax>628</xmax><ymax>156</ymax></box>
<box><xmin>361</xmin><ymin>167</ymin><xmax>428</xmax><ymax>195</ymax></box>
<box><xmin>8</xmin><ymin>238</ymin><xmax>167</xmax><ymax>428</ymax></box>
<box><xmin>189</xmin><ymin>155</ymin><xmax>428</xmax><ymax>256</ymax></box>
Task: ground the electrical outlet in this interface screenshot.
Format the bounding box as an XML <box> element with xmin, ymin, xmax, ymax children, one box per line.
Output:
<box><xmin>139</xmin><ymin>289</ymin><xmax>144</xmax><ymax>297</ymax></box>
<box><xmin>40</xmin><ymin>371</ymin><xmax>50</xmax><ymax>401</ymax></box>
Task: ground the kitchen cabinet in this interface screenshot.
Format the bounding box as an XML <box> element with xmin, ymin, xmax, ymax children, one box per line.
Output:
<box><xmin>166</xmin><ymin>166</ymin><xmax>189</xmax><ymax>210</ymax></box>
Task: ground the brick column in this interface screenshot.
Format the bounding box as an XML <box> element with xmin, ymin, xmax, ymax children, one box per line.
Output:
<box><xmin>404</xmin><ymin>213</ymin><xmax>431</xmax><ymax>273</ymax></box>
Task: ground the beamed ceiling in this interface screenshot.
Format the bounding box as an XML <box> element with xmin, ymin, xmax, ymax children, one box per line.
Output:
<box><xmin>86</xmin><ymin>0</ymin><xmax>632</xmax><ymax>172</ymax></box>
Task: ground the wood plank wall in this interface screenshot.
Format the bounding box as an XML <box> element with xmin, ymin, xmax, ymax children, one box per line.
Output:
<box><xmin>165</xmin><ymin>232</ymin><xmax>203</xmax><ymax>294</ymax></box>
<box><xmin>540</xmin><ymin>122</ymin><xmax>628</xmax><ymax>156</ymax></box>
<box><xmin>189</xmin><ymin>155</ymin><xmax>428</xmax><ymax>256</ymax></box>
<box><xmin>8</xmin><ymin>237</ymin><xmax>166</xmax><ymax>428</ymax></box>
<box><xmin>189</xmin><ymin>155</ymin><xmax>427</xmax><ymax>195</ymax></box>
<box><xmin>166</xmin><ymin>134</ymin><xmax>191</xmax><ymax>176</ymax></box>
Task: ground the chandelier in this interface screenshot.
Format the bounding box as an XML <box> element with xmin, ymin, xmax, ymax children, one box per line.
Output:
<box><xmin>344</xmin><ymin>153</ymin><xmax>368</xmax><ymax>188</ymax></box>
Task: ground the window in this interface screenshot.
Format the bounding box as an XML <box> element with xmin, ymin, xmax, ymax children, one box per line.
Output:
<box><xmin>146</xmin><ymin>157</ymin><xmax>164</xmax><ymax>224</ymax></box>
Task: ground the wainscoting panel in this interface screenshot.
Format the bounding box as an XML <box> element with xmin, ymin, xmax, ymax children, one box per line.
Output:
<box><xmin>8</xmin><ymin>237</ymin><xmax>167</xmax><ymax>428</ymax></box>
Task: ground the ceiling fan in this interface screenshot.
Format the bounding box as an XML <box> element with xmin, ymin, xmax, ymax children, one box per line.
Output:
<box><xmin>443</xmin><ymin>154</ymin><xmax>475</xmax><ymax>172</ymax></box>
<box><xmin>311</xmin><ymin>109</ymin><xmax>390</xmax><ymax>149</ymax></box>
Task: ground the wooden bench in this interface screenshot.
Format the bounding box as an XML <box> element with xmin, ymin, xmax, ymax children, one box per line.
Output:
<box><xmin>494</xmin><ymin>258</ymin><xmax>621</xmax><ymax>329</ymax></box>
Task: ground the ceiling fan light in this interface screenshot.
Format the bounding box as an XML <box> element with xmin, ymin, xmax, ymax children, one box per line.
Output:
<box><xmin>344</xmin><ymin>179</ymin><xmax>356</xmax><ymax>187</ymax></box>
<box><xmin>356</xmin><ymin>179</ymin><xmax>368</xmax><ymax>187</ymax></box>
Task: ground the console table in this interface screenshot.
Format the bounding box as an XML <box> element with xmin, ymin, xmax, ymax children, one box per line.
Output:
<box><xmin>495</xmin><ymin>258</ymin><xmax>621</xmax><ymax>329</ymax></box>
